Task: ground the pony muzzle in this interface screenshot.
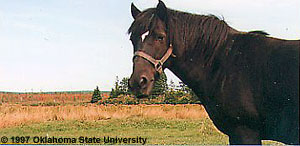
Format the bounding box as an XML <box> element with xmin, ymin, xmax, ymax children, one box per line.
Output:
<box><xmin>128</xmin><ymin>74</ymin><xmax>154</xmax><ymax>98</ymax></box>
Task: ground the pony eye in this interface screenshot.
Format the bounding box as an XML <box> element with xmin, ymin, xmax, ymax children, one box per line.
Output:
<box><xmin>157</xmin><ymin>36</ymin><xmax>164</xmax><ymax>41</ymax></box>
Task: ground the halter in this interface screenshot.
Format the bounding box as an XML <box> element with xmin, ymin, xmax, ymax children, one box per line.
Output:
<box><xmin>133</xmin><ymin>44</ymin><xmax>173</xmax><ymax>74</ymax></box>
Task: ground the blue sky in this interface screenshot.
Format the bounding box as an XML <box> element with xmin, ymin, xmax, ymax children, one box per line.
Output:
<box><xmin>0</xmin><ymin>0</ymin><xmax>299</xmax><ymax>92</ymax></box>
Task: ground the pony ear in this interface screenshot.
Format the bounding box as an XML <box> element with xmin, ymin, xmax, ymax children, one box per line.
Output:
<box><xmin>131</xmin><ymin>3</ymin><xmax>141</xmax><ymax>19</ymax></box>
<box><xmin>156</xmin><ymin>0</ymin><xmax>168</xmax><ymax>22</ymax></box>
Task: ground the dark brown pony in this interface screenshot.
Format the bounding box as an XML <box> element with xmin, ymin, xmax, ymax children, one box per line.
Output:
<box><xmin>128</xmin><ymin>1</ymin><xmax>299</xmax><ymax>144</ymax></box>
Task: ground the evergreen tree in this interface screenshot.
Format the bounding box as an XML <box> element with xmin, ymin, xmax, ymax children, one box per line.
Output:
<box><xmin>164</xmin><ymin>79</ymin><xmax>177</xmax><ymax>103</ymax></box>
<box><xmin>178</xmin><ymin>81</ymin><xmax>199</xmax><ymax>104</ymax></box>
<box><xmin>119</xmin><ymin>77</ymin><xmax>130</xmax><ymax>95</ymax></box>
<box><xmin>109</xmin><ymin>76</ymin><xmax>124</xmax><ymax>98</ymax></box>
<box><xmin>169</xmin><ymin>80</ymin><xmax>176</xmax><ymax>90</ymax></box>
<box><xmin>185</xmin><ymin>86</ymin><xmax>199</xmax><ymax>103</ymax></box>
<box><xmin>110</xmin><ymin>76</ymin><xmax>129</xmax><ymax>98</ymax></box>
<box><xmin>91</xmin><ymin>86</ymin><xmax>102</xmax><ymax>103</ymax></box>
<box><xmin>164</xmin><ymin>89</ymin><xmax>177</xmax><ymax>104</ymax></box>
<box><xmin>178</xmin><ymin>82</ymin><xmax>188</xmax><ymax>92</ymax></box>
<box><xmin>115</xmin><ymin>76</ymin><xmax>120</xmax><ymax>91</ymax></box>
<box><xmin>151</xmin><ymin>72</ymin><xmax>168</xmax><ymax>97</ymax></box>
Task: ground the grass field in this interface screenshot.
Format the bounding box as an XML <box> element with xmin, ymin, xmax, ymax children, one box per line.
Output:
<box><xmin>0</xmin><ymin>118</ymin><xmax>228</xmax><ymax>144</ymax></box>
<box><xmin>0</xmin><ymin>104</ymin><xmax>229</xmax><ymax>144</ymax></box>
<box><xmin>0</xmin><ymin>104</ymin><xmax>207</xmax><ymax>128</ymax></box>
<box><xmin>0</xmin><ymin>92</ymin><xmax>282</xmax><ymax>145</ymax></box>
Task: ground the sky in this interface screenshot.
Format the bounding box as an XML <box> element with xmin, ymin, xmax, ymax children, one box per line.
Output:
<box><xmin>0</xmin><ymin>0</ymin><xmax>299</xmax><ymax>92</ymax></box>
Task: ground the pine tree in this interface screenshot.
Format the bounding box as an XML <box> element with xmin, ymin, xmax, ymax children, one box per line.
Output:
<box><xmin>164</xmin><ymin>79</ymin><xmax>177</xmax><ymax>103</ymax></box>
<box><xmin>185</xmin><ymin>86</ymin><xmax>199</xmax><ymax>103</ymax></box>
<box><xmin>178</xmin><ymin>82</ymin><xmax>188</xmax><ymax>92</ymax></box>
<box><xmin>91</xmin><ymin>86</ymin><xmax>102</xmax><ymax>103</ymax></box>
<box><xmin>178</xmin><ymin>81</ymin><xmax>199</xmax><ymax>104</ymax></box>
<box><xmin>151</xmin><ymin>72</ymin><xmax>168</xmax><ymax>97</ymax></box>
<box><xmin>169</xmin><ymin>80</ymin><xmax>176</xmax><ymax>89</ymax></box>
<box><xmin>115</xmin><ymin>76</ymin><xmax>120</xmax><ymax>91</ymax></box>
<box><xmin>119</xmin><ymin>77</ymin><xmax>130</xmax><ymax>95</ymax></box>
<box><xmin>110</xmin><ymin>76</ymin><xmax>122</xmax><ymax>98</ymax></box>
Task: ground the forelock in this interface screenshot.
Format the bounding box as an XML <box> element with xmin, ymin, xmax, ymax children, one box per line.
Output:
<box><xmin>128</xmin><ymin>8</ymin><xmax>156</xmax><ymax>36</ymax></box>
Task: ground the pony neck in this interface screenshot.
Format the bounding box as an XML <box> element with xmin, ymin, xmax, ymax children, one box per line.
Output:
<box><xmin>166</xmin><ymin>29</ymin><xmax>239</xmax><ymax>99</ymax></box>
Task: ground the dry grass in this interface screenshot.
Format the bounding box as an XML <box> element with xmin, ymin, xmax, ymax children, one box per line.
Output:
<box><xmin>0</xmin><ymin>92</ymin><xmax>91</xmax><ymax>104</ymax></box>
<box><xmin>0</xmin><ymin>92</ymin><xmax>109</xmax><ymax>105</ymax></box>
<box><xmin>0</xmin><ymin>104</ymin><xmax>207</xmax><ymax>128</ymax></box>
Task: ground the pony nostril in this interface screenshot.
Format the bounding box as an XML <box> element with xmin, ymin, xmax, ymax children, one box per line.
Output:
<box><xmin>139</xmin><ymin>76</ymin><xmax>148</xmax><ymax>88</ymax></box>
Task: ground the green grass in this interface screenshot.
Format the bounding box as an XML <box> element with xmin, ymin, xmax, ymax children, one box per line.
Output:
<box><xmin>0</xmin><ymin>117</ymin><xmax>228</xmax><ymax>145</ymax></box>
<box><xmin>0</xmin><ymin>117</ymin><xmax>283</xmax><ymax>145</ymax></box>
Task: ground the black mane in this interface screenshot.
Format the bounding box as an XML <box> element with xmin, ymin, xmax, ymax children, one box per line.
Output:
<box><xmin>128</xmin><ymin>8</ymin><xmax>230</xmax><ymax>65</ymax></box>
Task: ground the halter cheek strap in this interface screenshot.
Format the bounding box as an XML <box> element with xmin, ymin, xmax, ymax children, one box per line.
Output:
<box><xmin>134</xmin><ymin>44</ymin><xmax>173</xmax><ymax>74</ymax></box>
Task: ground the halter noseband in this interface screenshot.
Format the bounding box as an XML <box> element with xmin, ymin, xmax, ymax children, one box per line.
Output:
<box><xmin>133</xmin><ymin>44</ymin><xmax>173</xmax><ymax>74</ymax></box>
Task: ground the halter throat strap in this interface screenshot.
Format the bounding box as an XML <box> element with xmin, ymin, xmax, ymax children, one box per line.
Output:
<box><xmin>134</xmin><ymin>44</ymin><xmax>173</xmax><ymax>74</ymax></box>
